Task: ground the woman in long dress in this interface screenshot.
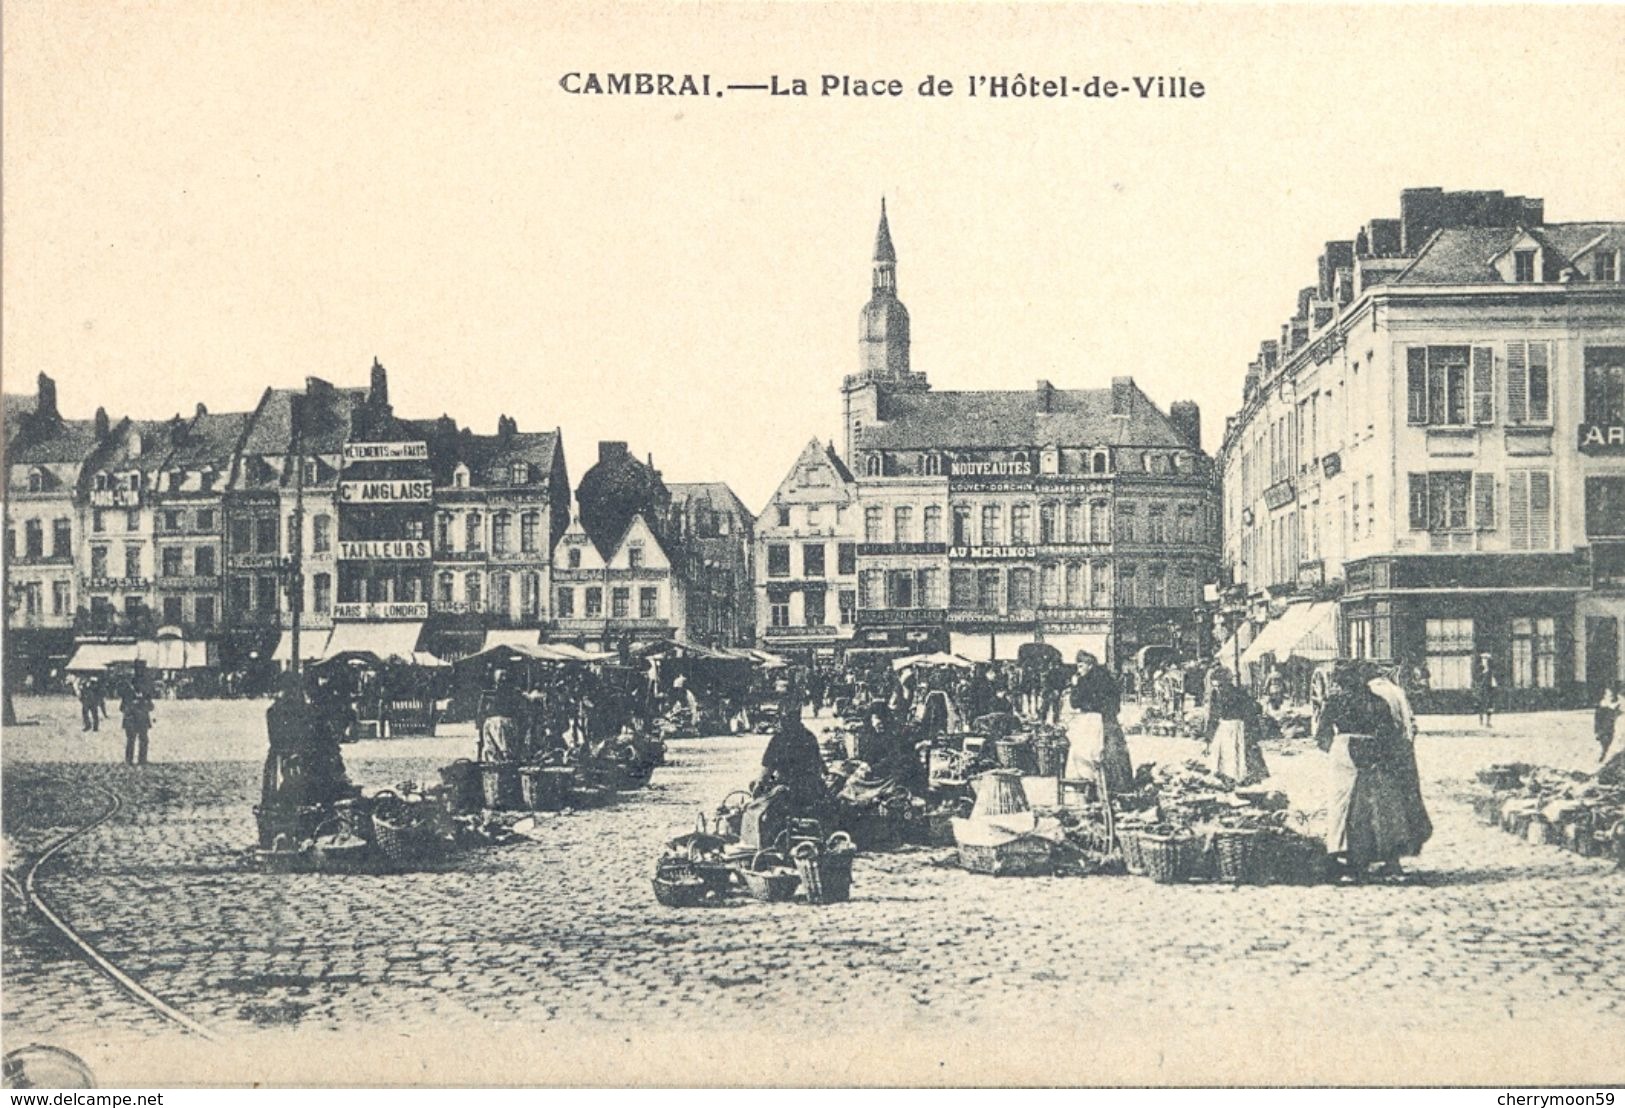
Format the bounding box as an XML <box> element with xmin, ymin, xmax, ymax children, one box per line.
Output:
<box><xmin>1313</xmin><ymin>662</ymin><xmax>1425</xmax><ymax>880</ymax></box>
<box><xmin>1204</xmin><ymin>666</ymin><xmax>1269</xmax><ymax>785</ymax></box>
<box><xmin>1064</xmin><ymin>651</ymin><xmax>1134</xmax><ymax>793</ymax></box>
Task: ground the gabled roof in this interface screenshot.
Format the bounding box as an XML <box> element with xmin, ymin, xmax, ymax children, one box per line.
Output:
<box><xmin>7</xmin><ymin>415</ymin><xmax>102</xmax><ymax>467</ymax></box>
<box><xmin>1395</xmin><ymin>222</ymin><xmax>1625</xmax><ymax>284</ymax></box>
<box><xmin>605</xmin><ymin>511</ymin><xmax>675</xmax><ymax>568</ymax></box>
<box><xmin>166</xmin><ymin>410</ymin><xmax>252</xmax><ymax>470</ymax></box>
<box><xmin>759</xmin><ymin>438</ymin><xmax>858</xmax><ymax>517</ymax></box>
<box><xmin>668</xmin><ymin>481</ymin><xmax>752</xmax><ymax>522</ymax></box>
<box><xmin>240</xmin><ymin>384</ymin><xmax>367</xmax><ymax>456</ymax></box>
<box><xmin>859</xmin><ymin>384</ymin><xmax>1187</xmax><ymax>450</ymax></box>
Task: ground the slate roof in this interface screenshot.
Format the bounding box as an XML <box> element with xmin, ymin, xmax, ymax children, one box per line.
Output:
<box><xmin>859</xmin><ymin>384</ymin><xmax>1187</xmax><ymax>450</ymax></box>
<box><xmin>668</xmin><ymin>481</ymin><xmax>752</xmax><ymax>523</ymax></box>
<box><xmin>166</xmin><ymin>411</ymin><xmax>252</xmax><ymax>469</ymax></box>
<box><xmin>6</xmin><ymin>415</ymin><xmax>102</xmax><ymax>467</ymax></box>
<box><xmin>240</xmin><ymin>385</ymin><xmax>366</xmax><ymax>455</ymax></box>
<box><xmin>1395</xmin><ymin>222</ymin><xmax>1625</xmax><ymax>284</ymax></box>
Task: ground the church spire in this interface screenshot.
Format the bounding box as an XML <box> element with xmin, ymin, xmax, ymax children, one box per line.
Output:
<box><xmin>872</xmin><ymin>197</ymin><xmax>897</xmax><ymax>296</ymax></box>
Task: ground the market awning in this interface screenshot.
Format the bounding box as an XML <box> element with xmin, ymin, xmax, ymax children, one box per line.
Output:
<box><xmin>482</xmin><ymin>628</ymin><xmax>541</xmax><ymax>652</ymax></box>
<box><xmin>321</xmin><ymin>621</ymin><xmax>427</xmax><ymax>664</ymax></box>
<box><xmin>272</xmin><ymin>629</ymin><xmax>331</xmax><ymax>664</ymax></box>
<box><xmin>1240</xmin><ymin>602</ymin><xmax>1336</xmax><ymax>670</ymax></box>
<box><xmin>949</xmin><ymin>632</ymin><xmax>1036</xmax><ymax>663</ymax></box>
<box><xmin>892</xmin><ymin>651</ymin><xmax>974</xmax><ymax>671</ymax></box>
<box><xmin>134</xmin><ymin>638</ymin><xmax>216</xmax><ymax>670</ymax></box>
<box><xmin>65</xmin><ymin>642</ymin><xmax>139</xmax><ymax>672</ymax></box>
<box><xmin>1044</xmin><ymin>634</ymin><xmax>1110</xmax><ymax>667</ymax></box>
<box><xmin>545</xmin><ymin>642</ymin><xmax>615</xmax><ymax>663</ymax></box>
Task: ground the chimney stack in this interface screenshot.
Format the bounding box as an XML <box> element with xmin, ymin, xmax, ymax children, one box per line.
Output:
<box><xmin>1168</xmin><ymin>401</ymin><xmax>1202</xmax><ymax>451</ymax></box>
<box><xmin>1036</xmin><ymin>379</ymin><xmax>1055</xmax><ymax>413</ymax></box>
<box><xmin>195</xmin><ymin>402</ymin><xmax>208</xmax><ymax>417</ymax></box>
<box><xmin>369</xmin><ymin>358</ymin><xmax>389</xmax><ymax>407</ymax></box>
<box><xmin>599</xmin><ymin>441</ymin><xmax>629</xmax><ymax>464</ymax></box>
<box><xmin>1111</xmin><ymin>377</ymin><xmax>1135</xmax><ymax>418</ymax></box>
<box><xmin>94</xmin><ymin>407</ymin><xmax>110</xmax><ymax>440</ymax></box>
<box><xmin>36</xmin><ymin>373</ymin><xmax>58</xmax><ymax>421</ymax></box>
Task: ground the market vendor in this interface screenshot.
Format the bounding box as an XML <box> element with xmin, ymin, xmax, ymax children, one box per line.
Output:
<box><xmin>1064</xmin><ymin>651</ymin><xmax>1134</xmax><ymax>793</ymax></box>
<box><xmin>477</xmin><ymin>669</ymin><xmax>526</xmax><ymax>763</ymax></box>
<box><xmin>261</xmin><ymin>672</ymin><xmax>355</xmax><ymax>819</ymax></box>
<box><xmin>861</xmin><ymin>700</ymin><xmax>927</xmax><ymax>794</ymax></box>
<box><xmin>1204</xmin><ymin>665</ymin><xmax>1269</xmax><ymax>785</ymax></box>
<box><xmin>756</xmin><ymin>698</ymin><xmax>828</xmax><ymax>808</ymax></box>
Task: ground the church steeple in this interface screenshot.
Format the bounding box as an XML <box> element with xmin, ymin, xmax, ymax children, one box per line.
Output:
<box><xmin>859</xmin><ymin>198</ymin><xmax>909</xmax><ymax>377</ymax></box>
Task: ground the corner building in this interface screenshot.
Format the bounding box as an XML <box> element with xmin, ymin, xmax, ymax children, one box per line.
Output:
<box><xmin>1218</xmin><ymin>187</ymin><xmax>1625</xmax><ymax>710</ymax></box>
<box><xmin>840</xmin><ymin>203</ymin><xmax>1218</xmax><ymax>666</ymax></box>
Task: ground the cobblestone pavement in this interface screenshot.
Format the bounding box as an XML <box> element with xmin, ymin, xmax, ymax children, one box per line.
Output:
<box><xmin>3</xmin><ymin>695</ymin><xmax>1621</xmax><ymax>1084</ymax></box>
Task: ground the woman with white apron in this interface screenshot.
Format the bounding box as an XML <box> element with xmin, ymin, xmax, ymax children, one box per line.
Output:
<box><xmin>1204</xmin><ymin>665</ymin><xmax>1269</xmax><ymax>785</ymax></box>
<box><xmin>1064</xmin><ymin>651</ymin><xmax>1134</xmax><ymax>793</ymax></box>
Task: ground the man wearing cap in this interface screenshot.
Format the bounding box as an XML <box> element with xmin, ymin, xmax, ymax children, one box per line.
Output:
<box><xmin>1472</xmin><ymin>652</ymin><xmax>1497</xmax><ymax>728</ymax></box>
<box><xmin>1064</xmin><ymin>651</ymin><xmax>1134</xmax><ymax>792</ymax></box>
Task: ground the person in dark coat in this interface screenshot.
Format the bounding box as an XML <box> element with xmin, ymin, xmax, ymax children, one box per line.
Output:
<box><xmin>758</xmin><ymin>703</ymin><xmax>827</xmax><ymax>808</ymax></box>
<box><xmin>119</xmin><ymin>671</ymin><xmax>154</xmax><ymax>766</ymax></box>
<box><xmin>1473</xmin><ymin>652</ymin><xmax>1497</xmax><ymax>728</ymax></box>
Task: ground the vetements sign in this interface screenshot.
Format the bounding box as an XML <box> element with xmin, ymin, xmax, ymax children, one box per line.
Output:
<box><xmin>338</xmin><ymin>480</ymin><xmax>433</xmax><ymax>504</ymax></box>
<box><xmin>342</xmin><ymin>441</ymin><xmax>428</xmax><ymax>463</ymax></box>
<box><xmin>339</xmin><ymin>540</ymin><xmax>432</xmax><ymax>560</ymax></box>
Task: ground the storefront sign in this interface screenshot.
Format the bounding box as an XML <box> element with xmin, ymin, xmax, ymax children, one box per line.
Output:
<box><xmin>1263</xmin><ymin>478</ymin><xmax>1295</xmax><ymax>510</ymax></box>
<box><xmin>333</xmin><ymin>601</ymin><xmax>429</xmax><ymax>621</ymax></box>
<box><xmin>950</xmin><ymin>460</ymin><xmax>1031</xmax><ymax>477</ymax></box>
<box><xmin>89</xmin><ymin>489</ymin><xmax>140</xmax><ymax>508</ymax></box>
<box><xmin>84</xmin><ymin>577</ymin><xmax>149</xmax><ymax>591</ymax></box>
<box><xmin>949</xmin><ymin>545</ymin><xmax>1037</xmax><ymax>559</ymax></box>
<box><xmin>231</xmin><ymin>554</ymin><xmax>282</xmax><ymax>569</ymax></box>
<box><xmin>765</xmin><ymin>625</ymin><xmax>838</xmax><ymax>638</ymax></box>
<box><xmin>1579</xmin><ymin>424</ymin><xmax>1625</xmax><ymax>454</ymax></box>
<box><xmin>1320</xmin><ymin>452</ymin><xmax>1342</xmax><ymax>477</ymax></box>
<box><xmin>342</xmin><ymin>441</ymin><xmax>428</xmax><ymax>463</ymax></box>
<box><xmin>856</xmin><ymin>542</ymin><xmax>946</xmax><ymax>556</ymax></box>
<box><xmin>339</xmin><ymin>539</ymin><xmax>432</xmax><ymax>560</ymax></box>
<box><xmin>338</xmin><ymin>479</ymin><xmax>433</xmax><ymax>504</ymax></box>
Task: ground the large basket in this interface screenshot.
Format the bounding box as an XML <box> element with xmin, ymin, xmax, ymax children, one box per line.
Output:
<box><xmin>1032</xmin><ymin>738</ymin><xmax>1070</xmax><ymax>777</ymax></box>
<box><xmin>713</xmin><ymin>790</ymin><xmax>752</xmax><ymax>840</ymax></box>
<box><xmin>956</xmin><ymin>836</ymin><xmax>1053</xmax><ymax>877</ymax></box>
<box><xmin>794</xmin><ymin>833</ymin><xmax>856</xmax><ymax>904</ymax></box>
<box><xmin>311</xmin><ymin>817</ymin><xmax>375</xmax><ymax>874</ymax></box>
<box><xmin>652</xmin><ymin>861</ymin><xmax>729</xmax><ymax>908</ymax></box>
<box><xmin>1264</xmin><ymin>832</ymin><xmax>1330</xmax><ymax>886</ymax></box>
<box><xmin>1136</xmin><ymin>832</ymin><xmax>1200</xmax><ymax>884</ymax></box>
<box><xmin>993</xmin><ymin>740</ymin><xmax>1039</xmax><ymax>775</ymax></box>
<box><xmin>740</xmin><ymin>851</ymin><xmax>801</xmax><ymax>902</ymax></box>
<box><xmin>480</xmin><ymin>762</ymin><xmax>523</xmax><ymax>810</ymax></box>
<box><xmin>371</xmin><ymin>793</ymin><xmax>443</xmax><ymax>869</ymax></box>
<box><xmin>1213</xmin><ymin>829</ymin><xmax>1264</xmax><ymax>884</ymax></box>
<box><xmin>520</xmin><ymin>766</ymin><xmax>574</xmax><ymax>811</ymax></box>
<box><xmin>438</xmin><ymin>759</ymin><xmax>484</xmax><ymax>815</ymax></box>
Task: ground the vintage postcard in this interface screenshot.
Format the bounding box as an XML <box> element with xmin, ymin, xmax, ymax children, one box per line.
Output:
<box><xmin>3</xmin><ymin>0</ymin><xmax>1622</xmax><ymax>1089</ymax></box>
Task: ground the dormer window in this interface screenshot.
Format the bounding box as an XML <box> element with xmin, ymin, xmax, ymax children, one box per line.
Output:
<box><xmin>923</xmin><ymin>453</ymin><xmax>942</xmax><ymax>477</ymax></box>
<box><xmin>94</xmin><ymin>473</ymin><xmax>109</xmax><ymax>491</ymax></box>
<box><xmin>453</xmin><ymin>463</ymin><xmax>470</xmax><ymax>489</ymax></box>
<box><xmin>1013</xmin><ymin>450</ymin><xmax>1031</xmax><ymax>470</ymax></box>
<box><xmin>1092</xmin><ymin>450</ymin><xmax>1109</xmax><ymax>475</ymax></box>
<box><xmin>1514</xmin><ymin>249</ymin><xmax>1536</xmax><ymax>283</ymax></box>
<box><xmin>568</xmin><ymin>547</ymin><xmax>582</xmax><ymax>570</ymax></box>
<box><xmin>1598</xmin><ymin>252</ymin><xmax>1619</xmax><ymax>283</ymax></box>
<box><xmin>865</xmin><ymin>454</ymin><xmax>882</xmax><ymax>477</ymax></box>
<box><xmin>27</xmin><ymin>469</ymin><xmax>45</xmax><ymax>493</ymax></box>
<box><xmin>511</xmin><ymin>463</ymin><xmax>528</xmax><ymax>485</ymax></box>
<box><xmin>1040</xmin><ymin>448</ymin><xmax>1059</xmax><ymax>475</ymax></box>
<box><xmin>628</xmin><ymin>543</ymin><xmax>644</xmax><ymax>569</ymax></box>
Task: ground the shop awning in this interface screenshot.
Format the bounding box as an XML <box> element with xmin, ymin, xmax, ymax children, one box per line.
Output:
<box><xmin>949</xmin><ymin>632</ymin><xmax>1037</xmax><ymax>663</ymax></box>
<box><xmin>892</xmin><ymin>651</ymin><xmax>975</xmax><ymax>671</ymax></box>
<box><xmin>1043</xmin><ymin>634</ymin><xmax>1111</xmax><ymax>666</ymax></box>
<box><xmin>1240</xmin><ymin>602</ymin><xmax>1338</xmax><ymax>669</ymax></box>
<box><xmin>272</xmin><ymin>629</ymin><xmax>331</xmax><ymax>663</ymax></box>
<box><xmin>65</xmin><ymin>642</ymin><xmax>140</xmax><ymax>672</ymax></box>
<box><xmin>134</xmin><ymin>639</ymin><xmax>217</xmax><ymax>670</ymax></box>
<box><xmin>321</xmin><ymin>621</ymin><xmax>427</xmax><ymax>664</ymax></box>
<box><xmin>483</xmin><ymin>628</ymin><xmax>541</xmax><ymax>652</ymax></box>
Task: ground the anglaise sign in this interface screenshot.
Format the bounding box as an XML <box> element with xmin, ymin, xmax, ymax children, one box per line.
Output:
<box><xmin>342</xmin><ymin>441</ymin><xmax>429</xmax><ymax>463</ymax></box>
<box><xmin>338</xmin><ymin>480</ymin><xmax>433</xmax><ymax>504</ymax></box>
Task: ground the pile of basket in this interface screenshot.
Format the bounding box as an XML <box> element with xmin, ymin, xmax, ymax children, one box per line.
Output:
<box><xmin>1113</xmin><ymin>820</ymin><xmax>1327</xmax><ymax>885</ymax></box>
<box><xmin>651</xmin><ymin>826</ymin><xmax>857</xmax><ymax>908</ymax></box>
<box><xmin>1472</xmin><ymin>764</ymin><xmax>1625</xmax><ymax>866</ymax></box>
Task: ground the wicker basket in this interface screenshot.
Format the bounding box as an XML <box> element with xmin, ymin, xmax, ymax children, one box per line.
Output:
<box><xmin>1137</xmin><ymin>832</ymin><xmax>1200</xmax><ymax>884</ymax></box>
<box><xmin>794</xmin><ymin>833</ymin><xmax>856</xmax><ymax>904</ymax></box>
<box><xmin>1264</xmin><ymin>832</ymin><xmax>1329</xmax><ymax>886</ymax></box>
<box><xmin>1118</xmin><ymin>827</ymin><xmax>1147</xmax><ymax>875</ymax></box>
<box><xmin>994</xmin><ymin>740</ymin><xmax>1039</xmax><ymax>775</ymax></box>
<box><xmin>520</xmin><ymin>766</ymin><xmax>574</xmax><ymax>810</ymax></box>
<box><xmin>956</xmin><ymin>835</ymin><xmax>1053</xmax><ymax>877</ymax></box>
<box><xmin>1032</xmin><ymin>738</ymin><xmax>1070</xmax><ymax>777</ymax></box>
<box><xmin>713</xmin><ymin>790</ymin><xmax>752</xmax><ymax>840</ymax></box>
<box><xmin>311</xmin><ymin>817</ymin><xmax>374</xmax><ymax>874</ymax></box>
<box><xmin>479</xmin><ymin>762</ymin><xmax>523</xmax><ymax>810</ymax></box>
<box><xmin>1213</xmin><ymin>829</ymin><xmax>1263</xmax><ymax>884</ymax></box>
<box><xmin>970</xmin><ymin>770</ymin><xmax>1031</xmax><ymax>818</ymax></box>
<box><xmin>652</xmin><ymin>860</ymin><xmax>729</xmax><ymax>908</ymax></box>
<box><xmin>740</xmin><ymin>851</ymin><xmax>801</xmax><ymax>902</ymax></box>
<box><xmin>371</xmin><ymin>793</ymin><xmax>443</xmax><ymax>869</ymax></box>
<box><xmin>438</xmin><ymin>759</ymin><xmax>484</xmax><ymax>815</ymax></box>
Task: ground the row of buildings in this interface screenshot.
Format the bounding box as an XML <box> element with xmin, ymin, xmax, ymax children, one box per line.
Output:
<box><xmin>753</xmin><ymin>203</ymin><xmax>1219</xmax><ymax>668</ymax></box>
<box><xmin>3</xmin><ymin>363</ymin><xmax>755</xmax><ymax>688</ymax></box>
<box><xmin>1216</xmin><ymin>187</ymin><xmax>1625</xmax><ymax>711</ymax></box>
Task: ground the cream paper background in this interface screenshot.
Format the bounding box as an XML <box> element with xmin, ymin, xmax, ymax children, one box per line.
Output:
<box><xmin>4</xmin><ymin>0</ymin><xmax>1623</xmax><ymax>1087</ymax></box>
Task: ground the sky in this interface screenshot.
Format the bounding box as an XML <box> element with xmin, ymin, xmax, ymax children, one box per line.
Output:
<box><xmin>4</xmin><ymin>2</ymin><xmax>1623</xmax><ymax>512</ymax></box>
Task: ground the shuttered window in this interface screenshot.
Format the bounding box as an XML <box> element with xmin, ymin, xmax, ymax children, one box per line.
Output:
<box><xmin>1507</xmin><ymin>470</ymin><xmax>1554</xmax><ymax>551</ymax></box>
<box><xmin>1471</xmin><ymin>346</ymin><xmax>1495</xmax><ymax>424</ymax></box>
<box><xmin>1406</xmin><ymin>349</ymin><xmax>1428</xmax><ymax>424</ymax></box>
<box><xmin>1408</xmin><ymin>473</ymin><xmax>1429</xmax><ymax>530</ymax></box>
<box><xmin>1506</xmin><ymin>341</ymin><xmax>1552</xmax><ymax>425</ymax></box>
<box><xmin>1474</xmin><ymin>473</ymin><xmax>1496</xmax><ymax>531</ymax></box>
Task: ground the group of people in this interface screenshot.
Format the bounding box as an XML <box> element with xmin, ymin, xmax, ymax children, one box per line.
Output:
<box><xmin>74</xmin><ymin>670</ymin><xmax>156</xmax><ymax>766</ymax></box>
<box><xmin>475</xmin><ymin>664</ymin><xmax>649</xmax><ymax>765</ymax></box>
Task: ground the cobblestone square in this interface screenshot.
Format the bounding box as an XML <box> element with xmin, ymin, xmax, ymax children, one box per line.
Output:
<box><xmin>2</xmin><ymin>695</ymin><xmax>1620</xmax><ymax>1085</ymax></box>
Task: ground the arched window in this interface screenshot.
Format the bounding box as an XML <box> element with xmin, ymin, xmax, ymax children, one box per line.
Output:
<box><xmin>923</xmin><ymin>453</ymin><xmax>942</xmax><ymax>477</ymax></box>
<box><xmin>27</xmin><ymin>469</ymin><xmax>44</xmax><ymax>492</ymax></box>
<box><xmin>465</xmin><ymin>511</ymin><xmax>483</xmax><ymax>552</ymax></box>
<box><xmin>1092</xmin><ymin>451</ymin><xmax>1108</xmax><ymax>474</ymax></box>
<box><xmin>865</xmin><ymin>454</ymin><xmax>883</xmax><ymax>477</ymax></box>
<box><xmin>1013</xmin><ymin>450</ymin><xmax>1031</xmax><ymax>471</ymax></box>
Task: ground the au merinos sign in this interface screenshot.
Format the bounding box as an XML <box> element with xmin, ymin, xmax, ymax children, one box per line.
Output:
<box><xmin>338</xmin><ymin>480</ymin><xmax>433</xmax><ymax>504</ymax></box>
<box><xmin>342</xmin><ymin>441</ymin><xmax>429</xmax><ymax>463</ymax></box>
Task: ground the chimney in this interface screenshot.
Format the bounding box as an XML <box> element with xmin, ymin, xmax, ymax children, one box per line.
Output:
<box><xmin>1110</xmin><ymin>376</ymin><xmax>1135</xmax><ymax>418</ymax></box>
<box><xmin>599</xmin><ymin>441</ymin><xmax>629</xmax><ymax>465</ymax></box>
<box><xmin>94</xmin><ymin>407</ymin><xmax>110</xmax><ymax>440</ymax></box>
<box><xmin>1036</xmin><ymin>379</ymin><xmax>1055</xmax><ymax>413</ymax></box>
<box><xmin>1169</xmin><ymin>401</ymin><xmax>1202</xmax><ymax>451</ymax></box>
<box><xmin>368</xmin><ymin>358</ymin><xmax>389</xmax><ymax>407</ymax></box>
<box><xmin>305</xmin><ymin>376</ymin><xmax>333</xmax><ymax>394</ymax></box>
<box><xmin>195</xmin><ymin>402</ymin><xmax>208</xmax><ymax>417</ymax></box>
<box><xmin>36</xmin><ymin>374</ymin><xmax>58</xmax><ymax>421</ymax></box>
<box><xmin>497</xmin><ymin>415</ymin><xmax>517</xmax><ymax>439</ymax></box>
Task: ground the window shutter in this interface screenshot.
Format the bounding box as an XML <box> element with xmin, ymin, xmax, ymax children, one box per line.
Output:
<box><xmin>1472</xmin><ymin>346</ymin><xmax>1495</xmax><ymax>424</ymax></box>
<box><xmin>1506</xmin><ymin>342</ymin><xmax>1528</xmax><ymax>424</ymax></box>
<box><xmin>1474</xmin><ymin>473</ymin><xmax>1496</xmax><ymax>531</ymax></box>
<box><xmin>1508</xmin><ymin>471</ymin><xmax>1530</xmax><ymax>550</ymax></box>
<box><xmin>1529</xmin><ymin>471</ymin><xmax>1552</xmax><ymax>550</ymax></box>
<box><xmin>1528</xmin><ymin>341</ymin><xmax>1551</xmax><ymax>423</ymax></box>
<box><xmin>1406</xmin><ymin>348</ymin><xmax>1428</xmax><ymax>424</ymax></box>
<box><xmin>1408</xmin><ymin>473</ymin><xmax>1429</xmax><ymax>530</ymax></box>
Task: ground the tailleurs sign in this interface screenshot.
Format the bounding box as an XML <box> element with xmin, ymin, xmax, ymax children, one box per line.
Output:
<box><xmin>1579</xmin><ymin>424</ymin><xmax>1625</xmax><ymax>454</ymax></box>
<box><xmin>338</xmin><ymin>479</ymin><xmax>433</xmax><ymax>504</ymax></box>
<box><xmin>339</xmin><ymin>539</ymin><xmax>432</xmax><ymax>560</ymax></box>
<box><xmin>342</xmin><ymin>441</ymin><xmax>429</xmax><ymax>463</ymax></box>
